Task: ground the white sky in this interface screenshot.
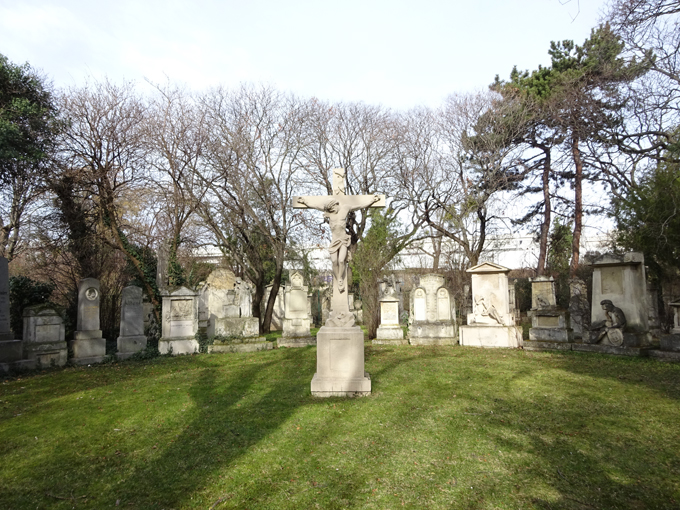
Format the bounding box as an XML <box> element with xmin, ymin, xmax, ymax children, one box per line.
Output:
<box><xmin>0</xmin><ymin>0</ymin><xmax>609</xmax><ymax>110</ymax></box>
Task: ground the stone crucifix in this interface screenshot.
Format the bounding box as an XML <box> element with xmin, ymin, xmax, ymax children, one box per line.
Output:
<box><xmin>293</xmin><ymin>168</ymin><xmax>385</xmax><ymax>327</ymax></box>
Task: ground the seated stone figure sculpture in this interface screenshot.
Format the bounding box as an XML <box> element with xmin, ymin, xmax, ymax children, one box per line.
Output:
<box><xmin>590</xmin><ymin>299</ymin><xmax>626</xmax><ymax>346</ymax></box>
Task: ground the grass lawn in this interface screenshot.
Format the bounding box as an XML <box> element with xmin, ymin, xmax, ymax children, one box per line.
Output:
<box><xmin>1</xmin><ymin>344</ymin><xmax>679</xmax><ymax>509</ymax></box>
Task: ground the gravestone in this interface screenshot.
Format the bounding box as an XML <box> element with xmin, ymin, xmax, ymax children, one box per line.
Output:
<box><xmin>408</xmin><ymin>274</ymin><xmax>456</xmax><ymax>345</ymax></box>
<box><xmin>279</xmin><ymin>271</ymin><xmax>315</xmax><ymax>347</ymax></box>
<box><xmin>459</xmin><ymin>262</ymin><xmax>523</xmax><ymax>348</ymax></box>
<box><xmin>207</xmin><ymin>273</ymin><xmax>270</xmax><ymax>354</ymax></box>
<box><xmin>0</xmin><ymin>257</ymin><xmax>35</xmax><ymax>372</ymax></box>
<box><xmin>293</xmin><ymin>168</ymin><xmax>385</xmax><ymax>396</ymax></box>
<box><xmin>23</xmin><ymin>305</ymin><xmax>66</xmax><ymax>367</ymax></box>
<box><xmin>647</xmin><ymin>282</ymin><xmax>662</xmax><ymax>337</ymax></box>
<box><xmin>373</xmin><ymin>284</ymin><xmax>406</xmax><ymax>345</ymax></box>
<box><xmin>574</xmin><ymin>252</ymin><xmax>652</xmax><ymax>357</ymax></box>
<box><xmin>525</xmin><ymin>276</ymin><xmax>574</xmax><ymax>351</ymax></box>
<box><xmin>71</xmin><ymin>278</ymin><xmax>106</xmax><ymax>364</ymax></box>
<box><xmin>263</xmin><ymin>284</ymin><xmax>285</xmax><ymax>330</ymax></box>
<box><xmin>156</xmin><ymin>242</ymin><xmax>170</xmax><ymax>291</ymax></box>
<box><xmin>117</xmin><ymin>286</ymin><xmax>147</xmax><ymax>359</ymax></box>
<box><xmin>650</xmin><ymin>301</ymin><xmax>680</xmax><ymax>361</ymax></box>
<box><xmin>568</xmin><ymin>278</ymin><xmax>590</xmax><ymax>339</ymax></box>
<box><xmin>159</xmin><ymin>286</ymin><xmax>199</xmax><ymax>355</ymax></box>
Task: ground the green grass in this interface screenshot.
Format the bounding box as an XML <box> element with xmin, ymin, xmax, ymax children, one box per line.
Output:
<box><xmin>1</xmin><ymin>345</ymin><xmax>679</xmax><ymax>509</ymax></box>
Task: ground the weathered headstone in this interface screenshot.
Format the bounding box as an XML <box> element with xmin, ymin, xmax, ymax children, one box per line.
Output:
<box><xmin>204</xmin><ymin>271</ymin><xmax>270</xmax><ymax>354</ymax></box>
<box><xmin>293</xmin><ymin>168</ymin><xmax>385</xmax><ymax>396</ymax></box>
<box><xmin>159</xmin><ymin>286</ymin><xmax>199</xmax><ymax>355</ymax></box>
<box><xmin>117</xmin><ymin>286</ymin><xmax>147</xmax><ymax>359</ymax></box>
<box><xmin>0</xmin><ymin>257</ymin><xmax>35</xmax><ymax>372</ymax></box>
<box><xmin>156</xmin><ymin>242</ymin><xmax>170</xmax><ymax>291</ymax></box>
<box><xmin>71</xmin><ymin>278</ymin><xmax>106</xmax><ymax>364</ymax></box>
<box><xmin>408</xmin><ymin>274</ymin><xmax>456</xmax><ymax>345</ymax></box>
<box><xmin>263</xmin><ymin>284</ymin><xmax>285</xmax><ymax>330</ymax></box>
<box><xmin>23</xmin><ymin>305</ymin><xmax>66</xmax><ymax>367</ymax></box>
<box><xmin>373</xmin><ymin>284</ymin><xmax>406</xmax><ymax>345</ymax></box>
<box><xmin>575</xmin><ymin>252</ymin><xmax>652</xmax><ymax>357</ymax></box>
<box><xmin>525</xmin><ymin>276</ymin><xmax>574</xmax><ymax>351</ymax></box>
<box><xmin>279</xmin><ymin>271</ymin><xmax>315</xmax><ymax>347</ymax></box>
<box><xmin>568</xmin><ymin>278</ymin><xmax>590</xmax><ymax>339</ymax></box>
<box><xmin>650</xmin><ymin>301</ymin><xmax>680</xmax><ymax>361</ymax></box>
<box><xmin>459</xmin><ymin>262</ymin><xmax>522</xmax><ymax>348</ymax></box>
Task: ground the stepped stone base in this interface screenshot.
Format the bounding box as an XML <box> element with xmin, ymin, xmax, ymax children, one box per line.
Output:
<box><xmin>117</xmin><ymin>335</ymin><xmax>147</xmax><ymax>360</ymax></box>
<box><xmin>277</xmin><ymin>336</ymin><xmax>316</xmax><ymax>348</ymax></box>
<box><xmin>25</xmin><ymin>341</ymin><xmax>68</xmax><ymax>368</ymax></box>
<box><xmin>159</xmin><ymin>337</ymin><xmax>199</xmax><ymax>355</ymax></box>
<box><xmin>523</xmin><ymin>340</ymin><xmax>574</xmax><ymax>351</ymax></box>
<box><xmin>71</xmin><ymin>337</ymin><xmax>106</xmax><ymax>365</ymax></box>
<box><xmin>209</xmin><ymin>337</ymin><xmax>272</xmax><ymax>353</ymax></box>
<box><xmin>572</xmin><ymin>343</ymin><xmax>650</xmax><ymax>357</ymax></box>
<box><xmin>459</xmin><ymin>325</ymin><xmax>523</xmax><ymax>348</ymax></box>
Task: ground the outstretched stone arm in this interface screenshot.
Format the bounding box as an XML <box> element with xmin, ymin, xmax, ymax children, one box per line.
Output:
<box><xmin>344</xmin><ymin>194</ymin><xmax>386</xmax><ymax>212</ymax></box>
<box><xmin>292</xmin><ymin>196</ymin><xmax>330</xmax><ymax>211</ymax></box>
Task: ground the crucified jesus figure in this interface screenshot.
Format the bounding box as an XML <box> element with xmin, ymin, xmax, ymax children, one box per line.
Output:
<box><xmin>295</xmin><ymin>193</ymin><xmax>381</xmax><ymax>293</ymax></box>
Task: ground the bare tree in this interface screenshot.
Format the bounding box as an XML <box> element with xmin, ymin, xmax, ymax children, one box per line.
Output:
<box><xmin>199</xmin><ymin>84</ymin><xmax>309</xmax><ymax>333</ymax></box>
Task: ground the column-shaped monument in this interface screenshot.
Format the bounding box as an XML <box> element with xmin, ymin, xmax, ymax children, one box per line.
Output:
<box><xmin>71</xmin><ymin>278</ymin><xmax>106</xmax><ymax>364</ymax></box>
<box><xmin>293</xmin><ymin>168</ymin><xmax>385</xmax><ymax>396</ymax></box>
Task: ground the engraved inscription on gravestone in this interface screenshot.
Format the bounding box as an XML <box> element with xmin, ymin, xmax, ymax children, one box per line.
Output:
<box><xmin>437</xmin><ymin>288</ymin><xmax>451</xmax><ymax>321</ymax></box>
<box><xmin>414</xmin><ymin>289</ymin><xmax>426</xmax><ymax>321</ymax></box>
<box><xmin>381</xmin><ymin>301</ymin><xmax>399</xmax><ymax>325</ymax></box>
<box><xmin>601</xmin><ymin>267</ymin><xmax>623</xmax><ymax>295</ymax></box>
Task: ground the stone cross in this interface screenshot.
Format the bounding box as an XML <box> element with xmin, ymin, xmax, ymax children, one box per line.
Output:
<box><xmin>293</xmin><ymin>168</ymin><xmax>385</xmax><ymax>327</ymax></box>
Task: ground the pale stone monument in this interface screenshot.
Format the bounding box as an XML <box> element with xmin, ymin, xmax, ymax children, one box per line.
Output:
<box><xmin>651</xmin><ymin>301</ymin><xmax>680</xmax><ymax>361</ymax></box>
<box><xmin>373</xmin><ymin>283</ymin><xmax>406</xmax><ymax>345</ymax></box>
<box><xmin>408</xmin><ymin>274</ymin><xmax>456</xmax><ymax>345</ymax></box>
<box><xmin>159</xmin><ymin>286</ymin><xmax>199</xmax><ymax>355</ymax></box>
<box><xmin>292</xmin><ymin>167</ymin><xmax>385</xmax><ymax>396</ymax></box>
<box><xmin>568</xmin><ymin>278</ymin><xmax>590</xmax><ymax>339</ymax></box>
<box><xmin>117</xmin><ymin>286</ymin><xmax>147</xmax><ymax>359</ymax></box>
<box><xmin>459</xmin><ymin>262</ymin><xmax>523</xmax><ymax>348</ymax></box>
<box><xmin>204</xmin><ymin>272</ymin><xmax>270</xmax><ymax>354</ymax></box>
<box><xmin>71</xmin><ymin>278</ymin><xmax>106</xmax><ymax>364</ymax></box>
<box><xmin>156</xmin><ymin>241</ymin><xmax>170</xmax><ymax>291</ymax></box>
<box><xmin>0</xmin><ymin>257</ymin><xmax>34</xmax><ymax>372</ymax></box>
<box><xmin>263</xmin><ymin>284</ymin><xmax>285</xmax><ymax>330</ymax></box>
<box><xmin>279</xmin><ymin>271</ymin><xmax>315</xmax><ymax>347</ymax></box>
<box><xmin>23</xmin><ymin>305</ymin><xmax>67</xmax><ymax>367</ymax></box>
<box><xmin>525</xmin><ymin>276</ymin><xmax>574</xmax><ymax>351</ymax></box>
<box><xmin>574</xmin><ymin>252</ymin><xmax>652</xmax><ymax>356</ymax></box>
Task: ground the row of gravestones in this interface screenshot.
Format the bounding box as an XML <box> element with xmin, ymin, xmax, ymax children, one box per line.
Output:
<box><xmin>524</xmin><ymin>251</ymin><xmax>680</xmax><ymax>359</ymax></box>
<box><xmin>0</xmin><ymin>267</ymin><xmax>149</xmax><ymax>372</ymax></box>
<box><xmin>372</xmin><ymin>255</ymin><xmax>680</xmax><ymax>359</ymax></box>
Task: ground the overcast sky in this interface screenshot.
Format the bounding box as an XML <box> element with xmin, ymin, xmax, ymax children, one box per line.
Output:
<box><xmin>1</xmin><ymin>0</ymin><xmax>609</xmax><ymax>110</ymax></box>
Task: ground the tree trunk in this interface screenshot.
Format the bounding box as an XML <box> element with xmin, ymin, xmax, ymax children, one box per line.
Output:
<box><xmin>536</xmin><ymin>147</ymin><xmax>552</xmax><ymax>275</ymax></box>
<box><xmin>570</xmin><ymin>135</ymin><xmax>583</xmax><ymax>277</ymax></box>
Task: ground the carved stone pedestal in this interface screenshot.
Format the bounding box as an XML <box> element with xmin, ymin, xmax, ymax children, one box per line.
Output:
<box><xmin>311</xmin><ymin>326</ymin><xmax>370</xmax><ymax>397</ymax></box>
<box><xmin>459</xmin><ymin>325</ymin><xmax>523</xmax><ymax>348</ymax></box>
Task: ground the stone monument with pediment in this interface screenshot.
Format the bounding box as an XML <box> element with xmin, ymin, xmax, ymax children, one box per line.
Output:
<box><xmin>408</xmin><ymin>274</ymin><xmax>456</xmax><ymax>345</ymax></box>
<box><xmin>292</xmin><ymin>168</ymin><xmax>385</xmax><ymax>396</ymax></box>
<box><xmin>71</xmin><ymin>278</ymin><xmax>107</xmax><ymax>364</ymax></box>
<box><xmin>459</xmin><ymin>262</ymin><xmax>523</xmax><ymax>348</ymax></box>
<box><xmin>117</xmin><ymin>285</ymin><xmax>147</xmax><ymax>359</ymax></box>
<box><xmin>524</xmin><ymin>276</ymin><xmax>574</xmax><ymax>351</ymax></box>
<box><xmin>159</xmin><ymin>286</ymin><xmax>199</xmax><ymax>355</ymax></box>
<box><xmin>373</xmin><ymin>283</ymin><xmax>407</xmax><ymax>345</ymax></box>
<box><xmin>574</xmin><ymin>252</ymin><xmax>653</xmax><ymax>356</ymax></box>
<box><xmin>279</xmin><ymin>270</ymin><xmax>315</xmax><ymax>347</ymax></box>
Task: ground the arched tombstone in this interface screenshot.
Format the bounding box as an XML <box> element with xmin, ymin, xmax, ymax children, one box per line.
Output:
<box><xmin>408</xmin><ymin>274</ymin><xmax>456</xmax><ymax>346</ymax></box>
<box><xmin>374</xmin><ymin>284</ymin><xmax>407</xmax><ymax>345</ymax></box>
